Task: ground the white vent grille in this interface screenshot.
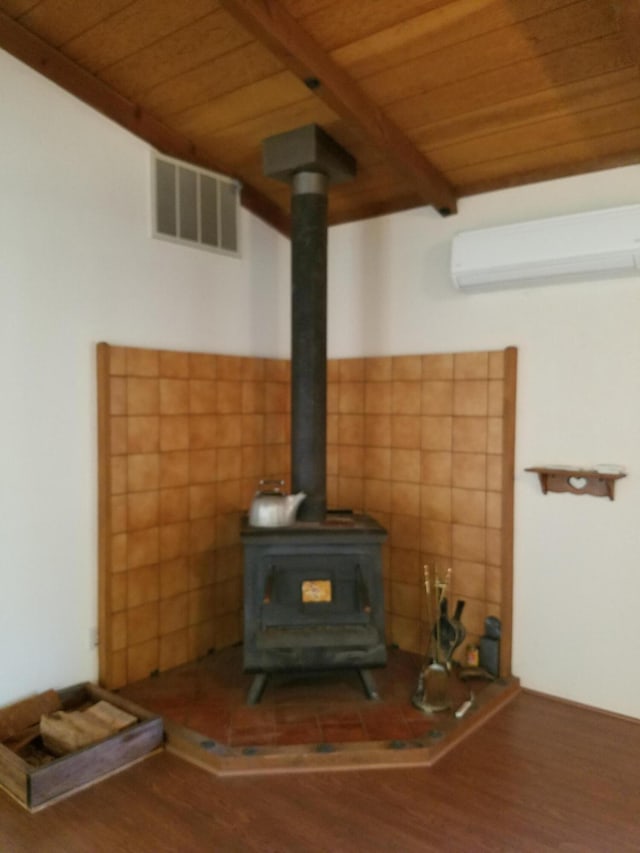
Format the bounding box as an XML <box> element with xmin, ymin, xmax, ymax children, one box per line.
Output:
<box><xmin>151</xmin><ymin>152</ymin><xmax>240</xmax><ymax>257</ymax></box>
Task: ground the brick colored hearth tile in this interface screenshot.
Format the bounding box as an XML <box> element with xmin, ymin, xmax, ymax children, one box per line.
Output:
<box><xmin>321</xmin><ymin>723</ymin><xmax>367</xmax><ymax>743</ymax></box>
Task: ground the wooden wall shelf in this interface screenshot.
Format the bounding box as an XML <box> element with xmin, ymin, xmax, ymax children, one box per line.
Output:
<box><xmin>525</xmin><ymin>467</ymin><xmax>626</xmax><ymax>501</ymax></box>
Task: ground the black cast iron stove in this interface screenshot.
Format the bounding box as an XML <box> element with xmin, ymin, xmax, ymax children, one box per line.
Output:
<box><xmin>242</xmin><ymin>126</ymin><xmax>387</xmax><ymax>704</ymax></box>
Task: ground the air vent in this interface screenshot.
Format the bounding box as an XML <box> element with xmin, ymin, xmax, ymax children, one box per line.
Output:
<box><xmin>151</xmin><ymin>152</ymin><xmax>240</xmax><ymax>257</ymax></box>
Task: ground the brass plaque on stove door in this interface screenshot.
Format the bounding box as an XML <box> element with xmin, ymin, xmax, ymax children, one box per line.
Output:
<box><xmin>301</xmin><ymin>580</ymin><xmax>332</xmax><ymax>603</ymax></box>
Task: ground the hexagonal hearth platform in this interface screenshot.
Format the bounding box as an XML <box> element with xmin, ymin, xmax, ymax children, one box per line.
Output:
<box><xmin>119</xmin><ymin>646</ymin><xmax>519</xmax><ymax>776</ymax></box>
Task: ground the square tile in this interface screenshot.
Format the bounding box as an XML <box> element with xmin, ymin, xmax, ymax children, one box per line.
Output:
<box><xmin>159</xmin><ymin>487</ymin><xmax>190</xmax><ymax>524</ymax></box>
<box><xmin>128</xmin><ymin>453</ymin><xmax>160</xmax><ymax>492</ymax></box>
<box><xmin>486</xmin><ymin>491</ymin><xmax>502</xmax><ymax>529</ymax></box>
<box><xmin>392</xmin><ymin>355</ymin><xmax>422</xmax><ymax>380</ymax></box>
<box><xmin>451</xmin><ymin>560</ymin><xmax>486</xmax><ymax>601</ymax></box>
<box><xmin>264</xmin><ymin>382</ymin><xmax>289</xmax><ymax>413</ymax></box>
<box><xmin>452</xmin><ymin>417</ymin><xmax>487</xmax><ymax>453</ymax></box>
<box><xmin>159</xmin><ymin>350</ymin><xmax>189</xmax><ymax>378</ymax></box>
<box><xmin>422</xmin><ymin>353</ymin><xmax>454</xmax><ymax>379</ymax></box>
<box><xmin>451</xmin><ymin>488</ymin><xmax>486</xmax><ymax>526</ymax></box>
<box><xmin>421</xmin><ymin>451</ymin><xmax>452</xmax><ymax>486</ymax></box>
<box><xmin>127</xmin><ymin>527</ymin><xmax>159</xmax><ymax>569</ymax></box>
<box><xmin>338</xmin><ymin>414</ymin><xmax>364</xmax><ymax>445</ymax></box>
<box><xmin>389</xmin><ymin>547</ymin><xmax>421</xmax><ymax>584</ymax></box>
<box><xmin>420</xmin><ymin>485</ymin><xmax>451</xmax><ymax>522</ymax></box>
<box><xmin>391</xmin><ymin>582</ymin><xmax>421</xmax><ymax>619</ymax></box>
<box><xmin>391</xmin><ymin>513</ymin><xmax>421</xmax><ymax>550</ymax></box>
<box><xmin>363</xmin><ymin>446</ymin><xmax>391</xmax><ymax>480</ymax></box>
<box><xmin>421</xmin><ymin>416</ymin><xmax>452</xmax><ymax>450</ymax></box>
<box><xmin>338</xmin><ymin>445</ymin><xmax>364</xmax><ymax>477</ymax></box>
<box><xmin>486</xmin><ymin>455</ymin><xmax>503</xmax><ymax>491</ymax></box>
<box><xmin>127</xmin><ymin>638</ymin><xmax>159</xmax><ymax>683</ymax></box>
<box><xmin>454</xmin><ymin>352</ymin><xmax>489</xmax><ymax>379</ymax></box>
<box><xmin>216</xmin><ymin>448</ymin><xmax>243</xmax><ymax>481</ymax></box>
<box><xmin>421</xmin><ymin>381</ymin><xmax>453</xmax><ymax>415</ymax></box>
<box><xmin>111</xmin><ymin>456</ymin><xmax>127</xmax><ymax>495</ymax></box>
<box><xmin>159</xmin><ymin>415</ymin><xmax>189</xmax><ymax>452</ymax></box>
<box><xmin>338</xmin><ymin>382</ymin><xmax>364</xmax><ymax>413</ymax></box>
<box><xmin>487</xmin><ymin>417</ymin><xmax>503</xmax><ymax>454</ymax></box>
<box><xmin>110</xmin><ymin>417</ymin><xmax>127</xmax><ymax>455</ymax></box>
<box><xmin>108</xmin><ymin>346</ymin><xmax>126</xmax><ymax>376</ymax></box>
<box><xmin>189</xmin><ymin>380</ymin><xmax>217</xmax><ymax>414</ymax></box>
<box><xmin>390</xmin><ymin>448</ymin><xmax>421</xmax><ymax>483</ymax></box>
<box><xmin>127</xmin><ymin>416</ymin><xmax>160</xmax><ymax>453</ymax></box>
<box><xmin>189</xmin><ymin>353</ymin><xmax>217</xmax><ymax>379</ymax></box>
<box><xmin>217</xmin><ymin>414</ymin><xmax>244</xmax><ymax>447</ymax></box>
<box><xmin>365</xmin><ymin>357</ymin><xmax>392</xmax><ymax>381</ymax></box>
<box><xmin>190</xmin><ymin>483</ymin><xmax>217</xmax><ymax>519</ymax></box>
<box><xmin>110</xmin><ymin>377</ymin><xmax>127</xmax><ymax>415</ymax></box>
<box><xmin>110</xmin><ymin>533</ymin><xmax>127</xmax><ymax>573</ymax></box>
<box><xmin>156</xmin><ymin>378</ymin><xmax>188</xmax><ymax>415</ymax></box>
<box><xmin>391</xmin><ymin>481</ymin><xmax>420</xmax><ymax>516</ymax></box>
<box><xmin>452</xmin><ymin>453</ymin><xmax>486</xmax><ymax>490</ymax></box>
<box><xmin>420</xmin><ymin>519</ymin><xmax>452</xmax><ymax>557</ymax></box>
<box><xmin>160</xmin><ymin>557</ymin><xmax>190</xmax><ymax>599</ymax></box>
<box><xmin>363</xmin><ymin>478</ymin><xmax>391</xmax><ymax>513</ymax></box>
<box><xmin>127</xmin><ymin>378</ymin><xmax>159</xmax><ymax>415</ymax></box>
<box><xmin>128</xmin><ymin>564</ymin><xmax>160</xmax><ymax>608</ymax></box>
<box><xmin>392</xmin><ymin>381</ymin><xmax>421</xmax><ymax>414</ymax></box>
<box><xmin>127</xmin><ymin>491</ymin><xmax>160</xmax><ymax>530</ymax></box>
<box><xmin>160</xmin><ymin>522</ymin><xmax>190</xmax><ymax>561</ymax></box>
<box><xmin>111</xmin><ymin>495</ymin><xmax>127</xmax><ymax>533</ymax></box>
<box><xmin>189</xmin><ymin>415</ymin><xmax>218</xmax><ymax>449</ymax></box>
<box><xmin>452</xmin><ymin>524</ymin><xmax>485</xmax><ymax>562</ymax></box>
<box><xmin>127</xmin><ymin>602</ymin><xmax>159</xmax><ymax>646</ymax></box>
<box><xmin>365</xmin><ymin>382</ymin><xmax>391</xmax><ymax>414</ymax></box>
<box><xmin>391</xmin><ymin>415</ymin><xmax>421</xmax><ymax>449</ymax></box>
<box><xmin>159</xmin><ymin>630</ymin><xmax>190</xmax><ymax>671</ymax></box>
<box><xmin>160</xmin><ymin>450</ymin><xmax>190</xmax><ymax>488</ymax></box>
<box><xmin>488</xmin><ymin>350</ymin><xmax>505</xmax><ymax>379</ymax></box>
<box><xmin>364</xmin><ymin>414</ymin><xmax>391</xmax><ymax>447</ymax></box>
<box><xmin>488</xmin><ymin>380</ymin><xmax>504</xmax><ymax>416</ymax></box>
<box><xmin>453</xmin><ymin>380</ymin><xmax>488</xmax><ymax>416</ymax></box>
<box><xmin>338</xmin><ymin>358</ymin><xmax>364</xmax><ymax>381</ymax></box>
<box><xmin>218</xmin><ymin>380</ymin><xmax>243</xmax><ymax>414</ymax></box>
<box><xmin>127</xmin><ymin>348</ymin><xmax>159</xmax><ymax>377</ymax></box>
<box><xmin>159</xmin><ymin>593</ymin><xmax>190</xmax><ymax>634</ymax></box>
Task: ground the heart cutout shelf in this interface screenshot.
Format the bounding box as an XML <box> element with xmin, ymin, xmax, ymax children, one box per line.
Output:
<box><xmin>526</xmin><ymin>467</ymin><xmax>626</xmax><ymax>501</ymax></box>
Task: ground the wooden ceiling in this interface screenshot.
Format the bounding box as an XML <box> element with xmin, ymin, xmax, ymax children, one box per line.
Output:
<box><xmin>1</xmin><ymin>0</ymin><xmax>639</xmax><ymax>234</ymax></box>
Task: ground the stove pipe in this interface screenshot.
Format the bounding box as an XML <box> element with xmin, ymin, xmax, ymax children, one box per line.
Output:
<box><xmin>263</xmin><ymin>126</ymin><xmax>356</xmax><ymax>522</ymax></box>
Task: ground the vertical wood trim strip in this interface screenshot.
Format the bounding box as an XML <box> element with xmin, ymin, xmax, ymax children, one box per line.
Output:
<box><xmin>500</xmin><ymin>346</ymin><xmax>517</xmax><ymax>679</ymax></box>
<box><xmin>96</xmin><ymin>343</ymin><xmax>111</xmax><ymax>687</ymax></box>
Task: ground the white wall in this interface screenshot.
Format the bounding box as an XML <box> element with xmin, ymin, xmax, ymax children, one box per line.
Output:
<box><xmin>327</xmin><ymin>170</ymin><xmax>640</xmax><ymax>719</ymax></box>
<box><xmin>0</xmin><ymin>50</ymin><xmax>289</xmax><ymax>706</ymax></box>
<box><xmin>2</xmin><ymin>47</ymin><xmax>639</xmax><ymax>719</ymax></box>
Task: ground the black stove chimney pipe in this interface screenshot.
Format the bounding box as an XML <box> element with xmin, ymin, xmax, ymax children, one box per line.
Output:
<box><xmin>290</xmin><ymin>171</ymin><xmax>329</xmax><ymax>520</ymax></box>
<box><xmin>263</xmin><ymin>125</ymin><xmax>356</xmax><ymax>522</ymax></box>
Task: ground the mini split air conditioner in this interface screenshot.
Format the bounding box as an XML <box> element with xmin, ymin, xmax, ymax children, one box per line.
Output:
<box><xmin>450</xmin><ymin>204</ymin><xmax>640</xmax><ymax>292</ymax></box>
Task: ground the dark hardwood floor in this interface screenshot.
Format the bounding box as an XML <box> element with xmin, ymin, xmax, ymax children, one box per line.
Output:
<box><xmin>1</xmin><ymin>692</ymin><xmax>638</xmax><ymax>852</ymax></box>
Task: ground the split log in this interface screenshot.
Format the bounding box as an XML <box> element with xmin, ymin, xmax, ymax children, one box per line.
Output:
<box><xmin>0</xmin><ymin>690</ymin><xmax>61</xmax><ymax>742</ymax></box>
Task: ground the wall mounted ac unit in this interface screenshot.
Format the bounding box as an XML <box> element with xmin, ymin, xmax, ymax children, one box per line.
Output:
<box><xmin>450</xmin><ymin>204</ymin><xmax>640</xmax><ymax>292</ymax></box>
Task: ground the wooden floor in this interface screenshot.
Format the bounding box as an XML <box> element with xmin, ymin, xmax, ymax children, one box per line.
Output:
<box><xmin>1</xmin><ymin>692</ymin><xmax>638</xmax><ymax>852</ymax></box>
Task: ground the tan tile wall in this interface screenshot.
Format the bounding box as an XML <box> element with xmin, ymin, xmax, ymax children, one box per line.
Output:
<box><xmin>100</xmin><ymin>345</ymin><xmax>512</xmax><ymax>688</ymax></box>
<box><xmin>99</xmin><ymin>345</ymin><xmax>289</xmax><ymax>689</ymax></box>
<box><xmin>327</xmin><ymin>350</ymin><xmax>509</xmax><ymax>659</ymax></box>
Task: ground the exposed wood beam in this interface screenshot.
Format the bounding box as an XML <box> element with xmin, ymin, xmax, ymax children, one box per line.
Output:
<box><xmin>0</xmin><ymin>11</ymin><xmax>290</xmax><ymax>236</ymax></box>
<box><xmin>218</xmin><ymin>0</ymin><xmax>458</xmax><ymax>215</ymax></box>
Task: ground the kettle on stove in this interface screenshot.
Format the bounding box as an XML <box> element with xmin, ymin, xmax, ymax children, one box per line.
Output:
<box><xmin>248</xmin><ymin>480</ymin><xmax>306</xmax><ymax>527</ymax></box>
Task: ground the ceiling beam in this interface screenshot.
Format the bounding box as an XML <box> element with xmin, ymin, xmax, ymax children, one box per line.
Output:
<box><xmin>218</xmin><ymin>0</ymin><xmax>458</xmax><ymax>215</ymax></box>
<box><xmin>0</xmin><ymin>11</ymin><xmax>290</xmax><ymax>236</ymax></box>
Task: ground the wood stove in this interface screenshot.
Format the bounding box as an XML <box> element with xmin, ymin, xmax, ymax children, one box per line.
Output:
<box><xmin>242</xmin><ymin>126</ymin><xmax>387</xmax><ymax>704</ymax></box>
<box><xmin>242</xmin><ymin>513</ymin><xmax>386</xmax><ymax>704</ymax></box>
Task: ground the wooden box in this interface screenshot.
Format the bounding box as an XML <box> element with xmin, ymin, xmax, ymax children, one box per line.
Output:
<box><xmin>0</xmin><ymin>683</ymin><xmax>163</xmax><ymax>811</ymax></box>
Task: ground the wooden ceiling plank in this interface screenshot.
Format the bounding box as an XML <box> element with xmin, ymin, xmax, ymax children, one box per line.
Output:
<box><xmin>98</xmin><ymin>8</ymin><xmax>253</xmax><ymax>99</ymax></box>
<box><xmin>8</xmin><ymin>0</ymin><xmax>134</xmax><ymax>47</ymax></box>
<box><xmin>137</xmin><ymin>40</ymin><xmax>282</xmax><ymax>120</ymax></box>
<box><xmin>0</xmin><ymin>0</ymin><xmax>43</xmax><ymax>18</ymax></box>
<box><xmin>353</xmin><ymin>0</ymin><xmax>619</xmax><ymax>108</ymax></box>
<box><xmin>218</xmin><ymin>0</ymin><xmax>457</xmax><ymax>215</ymax></box>
<box><xmin>0</xmin><ymin>10</ymin><xmax>289</xmax><ymax>235</ymax></box>
<box><xmin>330</xmin><ymin>0</ymin><xmax>571</xmax><ymax>82</ymax></box>
<box><xmin>452</xmin><ymin>126</ymin><xmax>640</xmax><ymax>195</ymax></box>
<box><xmin>388</xmin><ymin>33</ymin><xmax>634</xmax><ymax>136</ymax></box>
<box><xmin>60</xmin><ymin>0</ymin><xmax>217</xmax><ymax>74</ymax></box>
<box><xmin>409</xmin><ymin>70</ymin><xmax>640</xmax><ymax>151</ymax></box>
<box><xmin>613</xmin><ymin>0</ymin><xmax>640</xmax><ymax>68</ymax></box>
<box><xmin>294</xmin><ymin>0</ymin><xmax>453</xmax><ymax>52</ymax></box>
<box><xmin>429</xmin><ymin>96</ymin><xmax>640</xmax><ymax>173</ymax></box>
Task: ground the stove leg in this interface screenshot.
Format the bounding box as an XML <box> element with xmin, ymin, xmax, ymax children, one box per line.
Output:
<box><xmin>358</xmin><ymin>668</ymin><xmax>380</xmax><ymax>701</ymax></box>
<box><xmin>247</xmin><ymin>672</ymin><xmax>269</xmax><ymax>705</ymax></box>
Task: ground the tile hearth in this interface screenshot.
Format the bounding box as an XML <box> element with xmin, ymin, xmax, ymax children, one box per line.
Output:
<box><xmin>119</xmin><ymin>646</ymin><xmax>519</xmax><ymax>776</ymax></box>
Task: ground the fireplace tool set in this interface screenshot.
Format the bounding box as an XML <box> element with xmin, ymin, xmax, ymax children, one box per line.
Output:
<box><xmin>412</xmin><ymin>565</ymin><xmax>471</xmax><ymax>716</ymax></box>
